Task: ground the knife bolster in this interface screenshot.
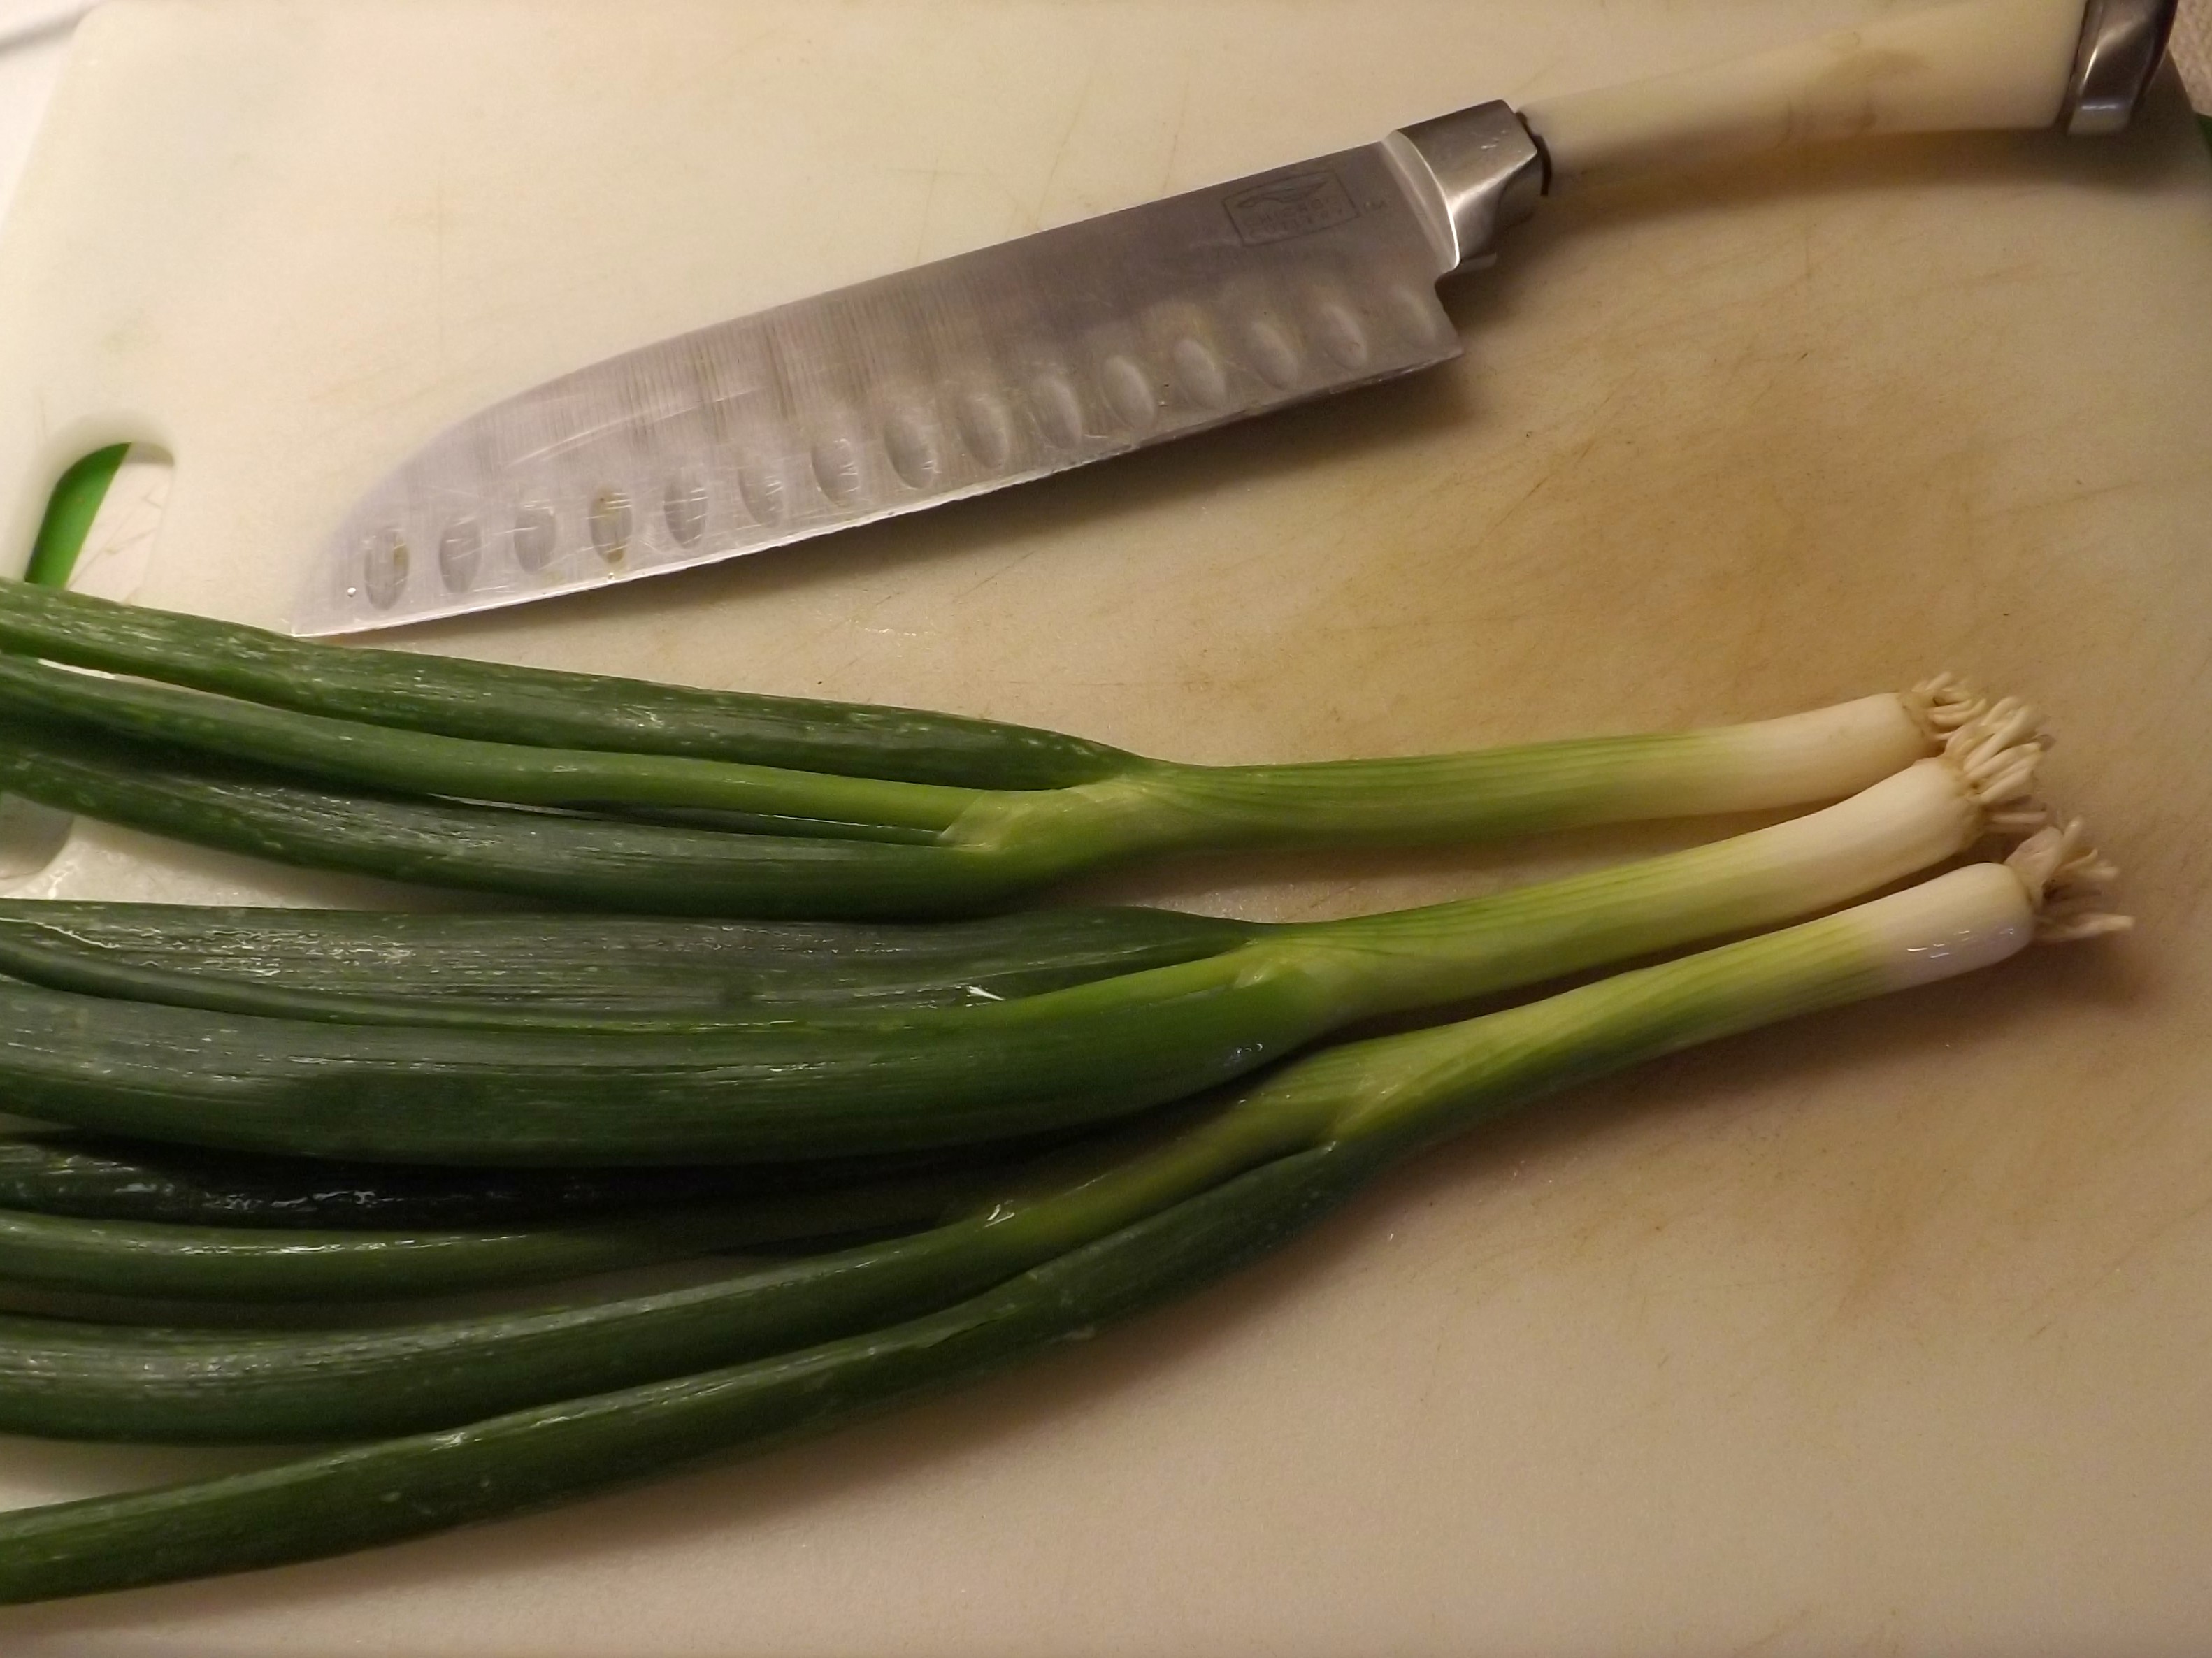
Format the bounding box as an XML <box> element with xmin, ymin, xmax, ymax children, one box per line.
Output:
<box><xmin>1382</xmin><ymin>102</ymin><xmax>1546</xmax><ymax>275</ymax></box>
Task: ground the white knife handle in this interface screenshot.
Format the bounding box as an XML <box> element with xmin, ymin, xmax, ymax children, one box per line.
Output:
<box><xmin>1520</xmin><ymin>0</ymin><xmax>2171</xmax><ymax>184</ymax></box>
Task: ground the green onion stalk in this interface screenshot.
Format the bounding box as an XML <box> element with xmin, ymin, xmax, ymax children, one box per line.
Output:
<box><xmin>0</xmin><ymin>1162</ymin><xmax>993</xmax><ymax>1303</ymax></box>
<box><xmin>0</xmin><ymin>902</ymin><xmax>1259</xmax><ymax>1028</ymax></box>
<box><xmin>0</xmin><ymin>1132</ymin><xmax>1003</xmax><ymax>1232</ymax></box>
<box><xmin>0</xmin><ymin>826</ymin><xmax>2125</xmax><ymax>1602</ymax></box>
<box><xmin>0</xmin><ymin>708</ymin><xmax>2048</xmax><ymax>1165</ymax></box>
<box><xmin>0</xmin><ymin>579</ymin><xmax>2017</xmax><ymax>916</ymax></box>
<box><xmin>0</xmin><ymin>580</ymin><xmax>1127</xmax><ymax>791</ymax></box>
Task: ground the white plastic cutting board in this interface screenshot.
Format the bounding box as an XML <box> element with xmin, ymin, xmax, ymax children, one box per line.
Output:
<box><xmin>1</xmin><ymin>2</ymin><xmax>2211</xmax><ymax>1652</ymax></box>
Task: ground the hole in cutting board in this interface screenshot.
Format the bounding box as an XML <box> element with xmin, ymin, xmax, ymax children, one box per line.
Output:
<box><xmin>0</xmin><ymin>443</ymin><xmax>175</xmax><ymax>879</ymax></box>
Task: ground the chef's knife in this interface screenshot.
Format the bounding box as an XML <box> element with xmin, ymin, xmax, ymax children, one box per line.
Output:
<box><xmin>296</xmin><ymin>0</ymin><xmax>2176</xmax><ymax>635</ymax></box>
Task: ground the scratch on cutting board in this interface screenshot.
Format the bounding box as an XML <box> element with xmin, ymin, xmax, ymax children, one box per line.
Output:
<box><xmin>2097</xmin><ymin>1180</ymin><xmax>2212</xmax><ymax>1284</ymax></box>
<box><xmin>1470</xmin><ymin>418</ymin><xmax>1611</xmax><ymax>546</ymax></box>
<box><xmin>1723</xmin><ymin>1605</ymin><xmax>1818</xmax><ymax>1657</ymax></box>
<box><xmin>1158</xmin><ymin>65</ymin><xmax>1193</xmax><ymax>195</ymax></box>
<box><xmin>945</xmin><ymin>545</ymin><xmax>1048</xmax><ymax>605</ymax></box>
<box><xmin>1971</xmin><ymin>470</ymin><xmax>2166</xmax><ymax>523</ymax></box>
<box><xmin>1033</xmin><ymin>64</ymin><xmax>1100</xmax><ymax>226</ymax></box>
<box><xmin>1820</xmin><ymin>1152</ymin><xmax>1977</xmax><ymax>1328</ymax></box>
<box><xmin>1500</xmin><ymin>48</ymin><xmax>1570</xmax><ymax>106</ymax></box>
<box><xmin>2010</xmin><ymin>1168</ymin><xmax>2212</xmax><ymax>1336</ymax></box>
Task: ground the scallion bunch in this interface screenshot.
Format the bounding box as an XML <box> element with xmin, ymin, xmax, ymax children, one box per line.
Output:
<box><xmin>0</xmin><ymin>581</ymin><xmax>2131</xmax><ymax>1607</ymax></box>
<box><xmin>0</xmin><ymin>826</ymin><xmax>2124</xmax><ymax>1603</ymax></box>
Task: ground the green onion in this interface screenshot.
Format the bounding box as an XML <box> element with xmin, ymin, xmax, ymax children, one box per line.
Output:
<box><xmin>0</xmin><ymin>579</ymin><xmax>1128</xmax><ymax>790</ymax></box>
<box><xmin>0</xmin><ymin>583</ymin><xmax>2019</xmax><ymax>916</ymax></box>
<box><xmin>0</xmin><ymin>1183</ymin><xmax>968</xmax><ymax>1304</ymax></box>
<box><xmin>0</xmin><ymin>654</ymin><xmax>984</xmax><ymax>835</ymax></box>
<box><xmin>0</xmin><ymin>1132</ymin><xmax>994</xmax><ymax>1231</ymax></box>
<box><xmin>0</xmin><ymin>834</ymin><xmax>2124</xmax><ymax>1601</ymax></box>
<box><xmin>0</xmin><ymin>724</ymin><xmax>2046</xmax><ymax>1165</ymax></box>
<box><xmin>0</xmin><ymin>900</ymin><xmax>1257</xmax><ymax>1027</ymax></box>
<box><xmin>0</xmin><ymin>724</ymin><xmax>1012</xmax><ymax>919</ymax></box>
<box><xmin>0</xmin><ymin>647</ymin><xmax>1977</xmax><ymax>849</ymax></box>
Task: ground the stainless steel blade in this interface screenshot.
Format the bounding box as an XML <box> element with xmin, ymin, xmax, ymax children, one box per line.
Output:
<box><xmin>295</xmin><ymin>104</ymin><xmax>1544</xmax><ymax>635</ymax></box>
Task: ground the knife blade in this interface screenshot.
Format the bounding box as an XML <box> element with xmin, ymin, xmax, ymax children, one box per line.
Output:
<box><xmin>296</xmin><ymin>0</ymin><xmax>2175</xmax><ymax>635</ymax></box>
